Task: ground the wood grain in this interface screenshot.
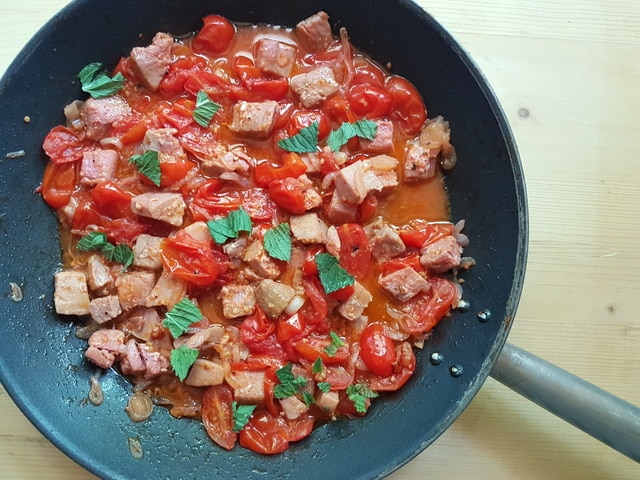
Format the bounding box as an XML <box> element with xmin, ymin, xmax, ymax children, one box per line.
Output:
<box><xmin>1</xmin><ymin>1</ymin><xmax>639</xmax><ymax>478</ymax></box>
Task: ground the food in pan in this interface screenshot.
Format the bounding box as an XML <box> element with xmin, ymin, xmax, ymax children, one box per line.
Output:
<box><xmin>41</xmin><ymin>11</ymin><xmax>467</xmax><ymax>454</ymax></box>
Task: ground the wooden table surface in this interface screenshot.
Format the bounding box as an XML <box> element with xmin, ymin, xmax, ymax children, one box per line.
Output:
<box><xmin>1</xmin><ymin>1</ymin><xmax>639</xmax><ymax>478</ymax></box>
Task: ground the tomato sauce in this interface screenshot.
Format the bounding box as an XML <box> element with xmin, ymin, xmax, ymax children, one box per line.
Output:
<box><xmin>43</xmin><ymin>11</ymin><xmax>464</xmax><ymax>455</ymax></box>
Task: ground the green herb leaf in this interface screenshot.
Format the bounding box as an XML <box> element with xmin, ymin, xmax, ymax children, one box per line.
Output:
<box><xmin>277</xmin><ymin>122</ymin><xmax>319</xmax><ymax>153</ymax></box>
<box><xmin>207</xmin><ymin>208</ymin><xmax>253</xmax><ymax>244</ymax></box>
<box><xmin>163</xmin><ymin>298</ymin><xmax>203</xmax><ymax>338</ymax></box>
<box><xmin>193</xmin><ymin>90</ymin><xmax>220</xmax><ymax>127</ymax></box>
<box><xmin>170</xmin><ymin>345</ymin><xmax>199</xmax><ymax>381</ymax></box>
<box><xmin>302</xmin><ymin>391</ymin><xmax>315</xmax><ymax>407</ymax></box>
<box><xmin>232</xmin><ymin>401</ymin><xmax>257</xmax><ymax>432</ymax></box>
<box><xmin>323</xmin><ymin>331</ymin><xmax>347</xmax><ymax>357</ymax></box>
<box><xmin>77</xmin><ymin>231</ymin><xmax>133</xmax><ymax>269</ymax></box>
<box><xmin>312</xmin><ymin>357</ymin><xmax>324</xmax><ymax>375</ymax></box>
<box><xmin>346</xmin><ymin>383</ymin><xmax>378</xmax><ymax>414</ymax></box>
<box><xmin>327</xmin><ymin>119</ymin><xmax>378</xmax><ymax>151</ymax></box>
<box><xmin>263</xmin><ymin>223</ymin><xmax>292</xmax><ymax>261</ymax></box>
<box><xmin>315</xmin><ymin>253</ymin><xmax>355</xmax><ymax>294</ymax></box>
<box><xmin>78</xmin><ymin>62</ymin><xmax>125</xmax><ymax>99</ymax></box>
<box><xmin>317</xmin><ymin>382</ymin><xmax>331</xmax><ymax>393</ymax></box>
<box><xmin>273</xmin><ymin>363</ymin><xmax>308</xmax><ymax>399</ymax></box>
<box><xmin>77</xmin><ymin>231</ymin><xmax>109</xmax><ymax>251</ymax></box>
<box><xmin>129</xmin><ymin>150</ymin><xmax>161</xmax><ymax>187</ymax></box>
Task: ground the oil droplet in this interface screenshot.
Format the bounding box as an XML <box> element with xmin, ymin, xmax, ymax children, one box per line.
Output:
<box><xmin>477</xmin><ymin>309</ymin><xmax>491</xmax><ymax>323</ymax></box>
<box><xmin>128</xmin><ymin>436</ymin><xmax>144</xmax><ymax>460</ymax></box>
<box><xmin>449</xmin><ymin>365</ymin><xmax>463</xmax><ymax>378</ymax></box>
<box><xmin>88</xmin><ymin>375</ymin><xmax>104</xmax><ymax>406</ymax></box>
<box><xmin>430</xmin><ymin>352</ymin><xmax>444</xmax><ymax>366</ymax></box>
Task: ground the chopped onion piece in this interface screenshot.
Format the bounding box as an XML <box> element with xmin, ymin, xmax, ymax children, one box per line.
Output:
<box><xmin>284</xmin><ymin>295</ymin><xmax>305</xmax><ymax>316</ymax></box>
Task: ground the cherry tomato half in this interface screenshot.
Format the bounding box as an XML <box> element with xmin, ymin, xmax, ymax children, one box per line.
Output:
<box><xmin>40</xmin><ymin>161</ymin><xmax>77</xmax><ymax>209</ymax></box>
<box><xmin>385</xmin><ymin>76</ymin><xmax>427</xmax><ymax>135</ymax></box>
<box><xmin>359</xmin><ymin>323</ymin><xmax>396</xmax><ymax>377</ymax></box>
<box><xmin>192</xmin><ymin>15</ymin><xmax>236</xmax><ymax>55</ymax></box>
<box><xmin>201</xmin><ymin>384</ymin><xmax>237</xmax><ymax>450</ymax></box>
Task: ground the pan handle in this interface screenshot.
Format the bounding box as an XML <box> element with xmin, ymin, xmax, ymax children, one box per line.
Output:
<box><xmin>489</xmin><ymin>342</ymin><xmax>640</xmax><ymax>462</ymax></box>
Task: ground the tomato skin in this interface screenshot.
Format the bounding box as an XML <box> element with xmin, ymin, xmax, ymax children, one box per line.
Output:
<box><xmin>268</xmin><ymin>178</ymin><xmax>307</xmax><ymax>215</ymax></box>
<box><xmin>287</xmin><ymin>110</ymin><xmax>331</xmax><ymax>140</ymax></box>
<box><xmin>369</xmin><ymin>342</ymin><xmax>416</xmax><ymax>391</ymax></box>
<box><xmin>160</xmin><ymin>230</ymin><xmax>224</xmax><ymax>287</ymax></box>
<box><xmin>192</xmin><ymin>15</ymin><xmax>235</xmax><ymax>55</ymax></box>
<box><xmin>399</xmin><ymin>222</ymin><xmax>454</xmax><ymax>249</ymax></box>
<box><xmin>380</xmin><ymin>253</ymin><xmax>423</xmax><ymax>275</ymax></box>
<box><xmin>322</xmin><ymin>95</ymin><xmax>356</xmax><ymax>124</ymax></box>
<box><xmin>351</xmin><ymin>63</ymin><xmax>386</xmax><ymax>88</ymax></box>
<box><xmin>41</xmin><ymin>161</ymin><xmax>77</xmax><ymax>209</ymax></box>
<box><xmin>385</xmin><ymin>76</ymin><xmax>427</xmax><ymax>135</ymax></box>
<box><xmin>158</xmin><ymin>159</ymin><xmax>197</xmax><ymax>187</ymax></box>
<box><xmin>43</xmin><ymin>126</ymin><xmax>86</xmax><ymax>165</ymax></box>
<box><xmin>254</xmin><ymin>152</ymin><xmax>307</xmax><ymax>187</ymax></box>
<box><xmin>294</xmin><ymin>334</ymin><xmax>349</xmax><ymax>365</ymax></box>
<box><xmin>240</xmin><ymin>308</ymin><xmax>286</xmax><ymax>358</ymax></box>
<box><xmin>399</xmin><ymin>277</ymin><xmax>458</xmax><ymax>335</ymax></box>
<box><xmin>158</xmin><ymin>55</ymin><xmax>207</xmax><ymax>98</ymax></box>
<box><xmin>346</xmin><ymin>84</ymin><xmax>392</xmax><ymax>118</ymax></box>
<box><xmin>336</xmin><ymin>224</ymin><xmax>372</xmax><ymax>280</ymax></box>
<box><xmin>201</xmin><ymin>384</ymin><xmax>238</xmax><ymax>451</ymax></box>
<box><xmin>189</xmin><ymin>179</ymin><xmax>244</xmax><ymax>221</ymax></box>
<box><xmin>359</xmin><ymin>324</ymin><xmax>396</xmax><ymax>377</ymax></box>
<box><xmin>238</xmin><ymin>412</ymin><xmax>290</xmax><ymax>455</ymax></box>
<box><xmin>91</xmin><ymin>181</ymin><xmax>133</xmax><ymax>218</ymax></box>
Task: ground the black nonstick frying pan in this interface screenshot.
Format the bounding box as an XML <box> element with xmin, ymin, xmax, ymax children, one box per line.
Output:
<box><xmin>0</xmin><ymin>1</ymin><xmax>638</xmax><ymax>479</ymax></box>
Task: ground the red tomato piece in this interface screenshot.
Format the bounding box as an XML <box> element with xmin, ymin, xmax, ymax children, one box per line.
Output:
<box><xmin>399</xmin><ymin>222</ymin><xmax>454</xmax><ymax>249</ymax></box>
<box><xmin>104</xmin><ymin>218</ymin><xmax>148</xmax><ymax>245</ymax></box>
<box><xmin>351</xmin><ymin>63</ymin><xmax>386</xmax><ymax>88</ymax></box>
<box><xmin>240</xmin><ymin>308</ymin><xmax>286</xmax><ymax>358</ymax></box>
<box><xmin>91</xmin><ymin>180</ymin><xmax>133</xmax><ymax>218</ymax></box>
<box><xmin>380</xmin><ymin>253</ymin><xmax>423</xmax><ymax>275</ymax></box>
<box><xmin>241</xmin><ymin>187</ymin><xmax>276</xmax><ymax>222</ymax></box>
<box><xmin>192</xmin><ymin>15</ymin><xmax>236</xmax><ymax>55</ymax></box>
<box><xmin>40</xmin><ymin>161</ymin><xmax>77</xmax><ymax>209</ymax></box>
<box><xmin>294</xmin><ymin>334</ymin><xmax>349</xmax><ymax>365</ymax></box>
<box><xmin>322</xmin><ymin>95</ymin><xmax>356</xmax><ymax>124</ymax></box>
<box><xmin>328</xmin><ymin>284</ymin><xmax>355</xmax><ymax>302</ymax></box>
<box><xmin>298</xmin><ymin>277</ymin><xmax>329</xmax><ymax>333</ymax></box>
<box><xmin>201</xmin><ymin>384</ymin><xmax>237</xmax><ymax>450</ymax></box>
<box><xmin>189</xmin><ymin>179</ymin><xmax>243</xmax><ymax>221</ymax></box>
<box><xmin>277</xmin><ymin>312</ymin><xmax>306</xmax><ymax>343</ymax></box>
<box><xmin>42</xmin><ymin>126</ymin><xmax>86</xmax><ymax>165</ymax></box>
<box><xmin>369</xmin><ymin>342</ymin><xmax>416</xmax><ymax>391</ymax></box>
<box><xmin>359</xmin><ymin>323</ymin><xmax>396</xmax><ymax>377</ymax></box>
<box><xmin>287</xmin><ymin>110</ymin><xmax>331</xmax><ymax>140</ymax></box>
<box><xmin>158</xmin><ymin>55</ymin><xmax>207</xmax><ymax>98</ymax></box>
<box><xmin>399</xmin><ymin>277</ymin><xmax>458</xmax><ymax>335</ymax></box>
<box><xmin>346</xmin><ymin>84</ymin><xmax>392</xmax><ymax>118</ymax></box>
<box><xmin>238</xmin><ymin>411</ymin><xmax>290</xmax><ymax>455</ymax></box>
<box><xmin>268</xmin><ymin>178</ymin><xmax>307</xmax><ymax>215</ymax></box>
<box><xmin>160</xmin><ymin>230</ymin><xmax>223</xmax><ymax>287</ymax></box>
<box><xmin>254</xmin><ymin>152</ymin><xmax>307</xmax><ymax>187</ymax></box>
<box><xmin>358</xmin><ymin>194</ymin><xmax>378</xmax><ymax>223</ymax></box>
<box><xmin>336</xmin><ymin>223</ymin><xmax>372</xmax><ymax>280</ymax></box>
<box><xmin>120</xmin><ymin>120</ymin><xmax>148</xmax><ymax>145</ymax></box>
<box><xmin>71</xmin><ymin>195</ymin><xmax>104</xmax><ymax>231</ymax></box>
<box><xmin>159</xmin><ymin>159</ymin><xmax>197</xmax><ymax>187</ymax></box>
<box><xmin>385</xmin><ymin>76</ymin><xmax>427</xmax><ymax>135</ymax></box>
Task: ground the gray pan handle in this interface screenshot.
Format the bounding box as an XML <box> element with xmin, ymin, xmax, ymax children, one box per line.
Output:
<box><xmin>489</xmin><ymin>342</ymin><xmax>640</xmax><ymax>462</ymax></box>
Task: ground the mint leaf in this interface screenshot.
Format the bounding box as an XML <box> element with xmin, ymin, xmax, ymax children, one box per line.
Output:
<box><xmin>163</xmin><ymin>298</ymin><xmax>203</xmax><ymax>338</ymax></box>
<box><xmin>323</xmin><ymin>331</ymin><xmax>346</xmax><ymax>357</ymax></box>
<box><xmin>193</xmin><ymin>90</ymin><xmax>220</xmax><ymax>127</ymax></box>
<box><xmin>77</xmin><ymin>231</ymin><xmax>109</xmax><ymax>251</ymax></box>
<box><xmin>312</xmin><ymin>357</ymin><xmax>324</xmax><ymax>375</ymax></box>
<box><xmin>273</xmin><ymin>363</ymin><xmax>308</xmax><ymax>399</ymax></box>
<box><xmin>317</xmin><ymin>382</ymin><xmax>331</xmax><ymax>393</ymax></box>
<box><xmin>232</xmin><ymin>402</ymin><xmax>256</xmax><ymax>432</ymax></box>
<box><xmin>129</xmin><ymin>150</ymin><xmax>161</xmax><ymax>187</ymax></box>
<box><xmin>207</xmin><ymin>208</ymin><xmax>252</xmax><ymax>244</ymax></box>
<box><xmin>170</xmin><ymin>345</ymin><xmax>199</xmax><ymax>381</ymax></box>
<box><xmin>302</xmin><ymin>391</ymin><xmax>315</xmax><ymax>407</ymax></box>
<box><xmin>327</xmin><ymin>119</ymin><xmax>378</xmax><ymax>151</ymax></box>
<box><xmin>277</xmin><ymin>122</ymin><xmax>319</xmax><ymax>153</ymax></box>
<box><xmin>315</xmin><ymin>253</ymin><xmax>355</xmax><ymax>294</ymax></box>
<box><xmin>263</xmin><ymin>223</ymin><xmax>291</xmax><ymax>261</ymax></box>
<box><xmin>78</xmin><ymin>62</ymin><xmax>125</xmax><ymax>99</ymax></box>
<box><xmin>346</xmin><ymin>383</ymin><xmax>378</xmax><ymax>414</ymax></box>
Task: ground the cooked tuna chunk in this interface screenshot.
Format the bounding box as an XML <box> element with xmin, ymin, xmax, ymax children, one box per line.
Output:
<box><xmin>229</xmin><ymin>100</ymin><xmax>278</xmax><ymax>138</ymax></box>
<box><xmin>420</xmin><ymin>235</ymin><xmax>463</xmax><ymax>273</ymax></box>
<box><xmin>337</xmin><ymin>282</ymin><xmax>372</xmax><ymax>321</ymax></box>
<box><xmin>254</xmin><ymin>38</ymin><xmax>297</xmax><ymax>78</ymax></box>
<box><xmin>85</xmin><ymin>329</ymin><xmax>125</xmax><ymax>369</ymax></box>
<box><xmin>326</xmin><ymin>191</ymin><xmax>358</xmax><ymax>224</ymax></box>
<box><xmin>86</xmin><ymin>254</ymin><xmax>114</xmax><ymax>293</ymax></box>
<box><xmin>316</xmin><ymin>390</ymin><xmax>339</xmax><ymax>416</ymax></box>
<box><xmin>80</xmin><ymin>95</ymin><xmax>132</xmax><ymax>141</ymax></box>
<box><xmin>132</xmin><ymin>234</ymin><xmax>164</xmax><ymax>270</ymax></box>
<box><xmin>379</xmin><ymin>267</ymin><xmax>430</xmax><ymax>302</ymax></box>
<box><xmin>220</xmin><ymin>284</ymin><xmax>256</xmax><ymax>319</ymax></box>
<box><xmin>404</xmin><ymin>144</ymin><xmax>437</xmax><ymax>182</ymax></box>
<box><xmin>129</xmin><ymin>32</ymin><xmax>173</xmax><ymax>92</ymax></box>
<box><xmin>295</xmin><ymin>11</ymin><xmax>333</xmax><ymax>52</ymax></box>
<box><xmin>80</xmin><ymin>149</ymin><xmax>119</xmax><ymax>185</ymax></box>
<box><xmin>185</xmin><ymin>359</ymin><xmax>225</xmax><ymax>387</ymax></box>
<box><xmin>200</xmin><ymin>145</ymin><xmax>253</xmax><ymax>176</ymax></box>
<box><xmin>177</xmin><ymin>325</ymin><xmax>225</xmax><ymax>350</ymax></box>
<box><xmin>146</xmin><ymin>269</ymin><xmax>187</xmax><ymax>309</ymax></box>
<box><xmin>222</xmin><ymin>237</ymin><xmax>248</xmax><ymax>259</ymax></box>
<box><xmin>242</xmin><ymin>240</ymin><xmax>281</xmax><ymax>279</ymax></box>
<box><xmin>365</xmin><ymin>221</ymin><xmax>406</xmax><ymax>261</ymax></box>
<box><xmin>122</xmin><ymin>308</ymin><xmax>161</xmax><ymax>342</ymax></box>
<box><xmin>115</xmin><ymin>271</ymin><xmax>156</xmax><ymax>311</ymax></box>
<box><xmin>360</xmin><ymin>120</ymin><xmax>395</xmax><ymax>154</ymax></box>
<box><xmin>89</xmin><ymin>295</ymin><xmax>122</xmax><ymax>324</ymax></box>
<box><xmin>131</xmin><ymin>192</ymin><xmax>186</xmax><ymax>226</ymax></box>
<box><xmin>280</xmin><ymin>395</ymin><xmax>309</xmax><ymax>420</ymax></box>
<box><xmin>142</xmin><ymin>127</ymin><xmax>186</xmax><ymax>163</ymax></box>
<box><xmin>120</xmin><ymin>339</ymin><xmax>169</xmax><ymax>379</ymax></box>
<box><xmin>333</xmin><ymin>160</ymin><xmax>368</xmax><ymax>205</ymax></box>
<box><xmin>290</xmin><ymin>66</ymin><xmax>339</xmax><ymax>108</ymax></box>
<box><xmin>290</xmin><ymin>212</ymin><xmax>328</xmax><ymax>244</ymax></box>
<box><xmin>54</xmin><ymin>271</ymin><xmax>91</xmax><ymax>315</ymax></box>
<box><xmin>234</xmin><ymin>370</ymin><xmax>266</xmax><ymax>404</ymax></box>
<box><xmin>255</xmin><ymin>279</ymin><xmax>296</xmax><ymax>319</ymax></box>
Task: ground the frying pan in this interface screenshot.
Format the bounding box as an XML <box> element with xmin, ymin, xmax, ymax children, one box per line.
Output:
<box><xmin>0</xmin><ymin>0</ymin><xmax>637</xmax><ymax>478</ymax></box>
